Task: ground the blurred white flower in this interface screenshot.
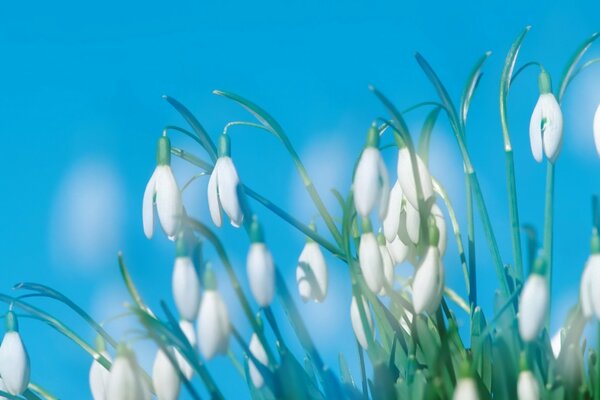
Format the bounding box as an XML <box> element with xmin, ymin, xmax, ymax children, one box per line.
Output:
<box><xmin>594</xmin><ymin>104</ymin><xmax>600</xmax><ymax>157</ymax></box>
<box><xmin>197</xmin><ymin>270</ymin><xmax>230</xmax><ymax>360</ymax></box>
<box><xmin>453</xmin><ymin>377</ymin><xmax>478</xmax><ymax>400</ymax></box>
<box><xmin>518</xmin><ymin>271</ymin><xmax>548</xmax><ymax>342</ymax></box>
<box><xmin>431</xmin><ymin>203</ymin><xmax>447</xmax><ymax>256</ymax></box>
<box><xmin>175</xmin><ymin>320</ymin><xmax>196</xmax><ymax>380</ymax></box>
<box><xmin>89</xmin><ymin>337</ymin><xmax>111</xmax><ymax>400</ymax></box>
<box><xmin>0</xmin><ymin>312</ymin><xmax>30</xmax><ymax>396</ymax></box>
<box><xmin>396</xmin><ymin>148</ymin><xmax>433</xmax><ymax>210</ymax></box>
<box><xmin>172</xmin><ymin>255</ymin><xmax>201</xmax><ymax>321</ymax></box>
<box><xmin>580</xmin><ymin>249</ymin><xmax>600</xmax><ymax>320</ymax></box>
<box><xmin>350</xmin><ymin>295</ymin><xmax>373</xmax><ymax>350</ymax></box>
<box><xmin>106</xmin><ymin>344</ymin><xmax>147</xmax><ymax>400</ymax></box>
<box><xmin>517</xmin><ymin>370</ymin><xmax>539</xmax><ymax>400</ymax></box>
<box><xmin>152</xmin><ymin>348</ymin><xmax>181</xmax><ymax>400</ymax></box>
<box><xmin>386</xmin><ymin>235</ymin><xmax>410</xmax><ymax>265</ymax></box>
<box><xmin>359</xmin><ymin>230</ymin><xmax>384</xmax><ymax>294</ymax></box>
<box><xmin>412</xmin><ymin>246</ymin><xmax>444</xmax><ymax>315</ymax></box>
<box><xmin>383</xmin><ymin>181</ymin><xmax>403</xmax><ymax>242</ymax></box>
<box><xmin>296</xmin><ymin>240</ymin><xmax>328</xmax><ymax>302</ymax></box>
<box><xmin>248</xmin><ymin>334</ymin><xmax>269</xmax><ymax>389</ymax></box>
<box><xmin>378</xmin><ymin>237</ymin><xmax>395</xmax><ymax>295</ymax></box>
<box><xmin>529</xmin><ymin>71</ymin><xmax>562</xmax><ymax>163</ymax></box>
<box><xmin>247</xmin><ymin>219</ymin><xmax>275</xmax><ymax>307</ymax></box>
<box><xmin>551</xmin><ymin>330</ymin><xmax>562</xmax><ymax>359</ymax></box>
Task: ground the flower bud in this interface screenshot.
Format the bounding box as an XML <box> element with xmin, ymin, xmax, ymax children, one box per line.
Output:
<box><xmin>0</xmin><ymin>312</ymin><xmax>30</xmax><ymax>395</ymax></box>
<box><xmin>518</xmin><ymin>261</ymin><xmax>548</xmax><ymax>342</ymax></box>
<box><xmin>453</xmin><ymin>377</ymin><xmax>478</xmax><ymax>400</ymax></box>
<box><xmin>152</xmin><ymin>348</ymin><xmax>181</xmax><ymax>400</ymax></box>
<box><xmin>107</xmin><ymin>344</ymin><xmax>147</xmax><ymax>400</ymax></box>
<box><xmin>172</xmin><ymin>254</ymin><xmax>201</xmax><ymax>321</ymax></box>
<box><xmin>350</xmin><ymin>296</ymin><xmax>373</xmax><ymax>350</ymax></box>
<box><xmin>517</xmin><ymin>370</ymin><xmax>539</xmax><ymax>400</ymax></box>
<box><xmin>358</xmin><ymin>228</ymin><xmax>384</xmax><ymax>294</ymax></box>
<box><xmin>383</xmin><ymin>181</ymin><xmax>403</xmax><ymax>242</ymax></box>
<box><xmin>296</xmin><ymin>241</ymin><xmax>328</xmax><ymax>302</ymax></box>
<box><xmin>248</xmin><ymin>334</ymin><xmax>269</xmax><ymax>389</ymax></box>
<box><xmin>247</xmin><ymin>220</ymin><xmax>275</xmax><ymax>307</ymax></box>
<box><xmin>412</xmin><ymin>246</ymin><xmax>444</xmax><ymax>314</ymax></box>
<box><xmin>89</xmin><ymin>336</ymin><xmax>111</xmax><ymax>400</ymax></box>
<box><xmin>197</xmin><ymin>270</ymin><xmax>230</xmax><ymax>360</ymax></box>
<box><xmin>396</xmin><ymin>148</ymin><xmax>433</xmax><ymax>210</ymax></box>
<box><xmin>175</xmin><ymin>320</ymin><xmax>196</xmax><ymax>380</ymax></box>
<box><xmin>529</xmin><ymin>72</ymin><xmax>563</xmax><ymax>163</ymax></box>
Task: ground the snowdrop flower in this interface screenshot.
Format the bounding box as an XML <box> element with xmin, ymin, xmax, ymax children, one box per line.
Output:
<box><xmin>247</xmin><ymin>218</ymin><xmax>275</xmax><ymax>307</ymax></box>
<box><xmin>353</xmin><ymin>124</ymin><xmax>390</xmax><ymax>219</ymax></box>
<box><xmin>358</xmin><ymin>219</ymin><xmax>384</xmax><ymax>294</ymax></box>
<box><xmin>0</xmin><ymin>311</ymin><xmax>30</xmax><ymax>395</ymax></box>
<box><xmin>580</xmin><ymin>231</ymin><xmax>600</xmax><ymax>319</ymax></box>
<box><xmin>383</xmin><ymin>181</ymin><xmax>403</xmax><ymax>242</ymax></box>
<box><xmin>89</xmin><ymin>335</ymin><xmax>111</xmax><ymax>400</ymax></box>
<box><xmin>350</xmin><ymin>295</ymin><xmax>373</xmax><ymax>350</ymax></box>
<box><xmin>106</xmin><ymin>344</ymin><xmax>146</xmax><ymax>400</ymax></box>
<box><xmin>143</xmin><ymin>135</ymin><xmax>183</xmax><ymax>239</ymax></box>
<box><xmin>296</xmin><ymin>230</ymin><xmax>328</xmax><ymax>302</ymax></box>
<box><xmin>248</xmin><ymin>334</ymin><xmax>269</xmax><ymax>389</ymax></box>
<box><xmin>378</xmin><ymin>234</ymin><xmax>395</xmax><ymax>295</ymax></box>
<box><xmin>594</xmin><ymin>104</ymin><xmax>600</xmax><ymax>156</ymax></box>
<box><xmin>172</xmin><ymin>236</ymin><xmax>201</xmax><ymax>321</ymax></box>
<box><xmin>412</xmin><ymin>244</ymin><xmax>444</xmax><ymax>315</ymax></box>
<box><xmin>517</xmin><ymin>370</ymin><xmax>539</xmax><ymax>400</ymax></box>
<box><xmin>551</xmin><ymin>330</ymin><xmax>562</xmax><ymax>359</ymax></box>
<box><xmin>518</xmin><ymin>256</ymin><xmax>549</xmax><ymax>342</ymax></box>
<box><xmin>175</xmin><ymin>320</ymin><xmax>196</xmax><ymax>380</ymax></box>
<box><xmin>152</xmin><ymin>347</ymin><xmax>181</xmax><ymax>400</ymax></box>
<box><xmin>197</xmin><ymin>268</ymin><xmax>230</xmax><ymax>360</ymax></box>
<box><xmin>208</xmin><ymin>134</ymin><xmax>244</xmax><ymax>228</ymax></box>
<box><xmin>453</xmin><ymin>377</ymin><xmax>478</xmax><ymax>400</ymax></box>
<box><xmin>529</xmin><ymin>70</ymin><xmax>563</xmax><ymax>163</ymax></box>
<box><xmin>396</xmin><ymin>147</ymin><xmax>433</xmax><ymax>211</ymax></box>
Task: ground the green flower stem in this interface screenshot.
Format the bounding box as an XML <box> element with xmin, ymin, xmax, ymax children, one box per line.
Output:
<box><xmin>357</xmin><ymin>340</ymin><xmax>368</xmax><ymax>396</ymax></box>
<box><xmin>465</xmin><ymin>174</ymin><xmax>477</xmax><ymax>310</ymax></box>
<box><xmin>542</xmin><ymin>162</ymin><xmax>555</xmax><ymax>316</ymax></box>
<box><xmin>227</xmin><ymin>350</ymin><xmax>245</xmax><ymax>377</ymax></box>
<box><xmin>27</xmin><ymin>383</ymin><xmax>58</xmax><ymax>400</ymax></box>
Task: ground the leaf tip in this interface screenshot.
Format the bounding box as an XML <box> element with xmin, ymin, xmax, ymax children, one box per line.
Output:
<box><xmin>525</xmin><ymin>25</ymin><xmax>532</xmax><ymax>31</ymax></box>
<box><xmin>485</xmin><ymin>50</ymin><xmax>492</xmax><ymax>57</ymax></box>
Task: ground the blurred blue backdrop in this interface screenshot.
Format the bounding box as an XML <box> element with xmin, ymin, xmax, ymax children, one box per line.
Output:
<box><xmin>1</xmin><ymin>0</ymin><xmax>600</xmax><ymax>398</ymax></box>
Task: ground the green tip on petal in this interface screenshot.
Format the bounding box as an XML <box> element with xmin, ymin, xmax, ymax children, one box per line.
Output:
<box><xmin>249</xmin><ymin>216</ymin><xmax>264</xmax><ymax>243</ymax></box>
<box><xmin>532</xmin><ymin>253</ymin><xmax>547</xmax><ymax>276</ymax></box>
<box><xmin>377</xmin><ymin>233</ymin><xmax>386</xmax><ymax>246</ymax></box>
<box><xmin>361</xmin><ymin>217</ymin><xmax>373</xmax><ymax>233</ymax></box>
<box><xmin>457</xmin><ymin>360</ymin><xmax>471</xmax><ymax>379</ymax></box>
<box><xmin>365</xmin><ymin>123</ymin><xmax>379</xmax><ymax>148</ymax></box>
<box><xmin>157</xmin><ymin>136</ymin><xmax>172</xmax><ymax>165</ymax></box>
<box><xmin>428</xmin><ymin>216</ymin><xmax>439</xmax><ymax>247</ymax></box>
<box><xmin>538</xmin><ymin>69</ymin><xmax>552</xmax><ymax>94</ymax></box>
<box><xmin>176</xmin><ymin>234</ymin><xmax>188</xmax><ymax>257</ymax></box>
<box><xmin>519</xmin><ymin>352</ymin><xmax>528</xmax><ymax>372</ymax></box>
<box><xmin>591</xmin><ymin>230</ymin><xmax>600</xmax><ymax>254</ymax></box>
<box><xmin>116</xmin><ymin>342</ymin><xmax>131</xmax><ymax>358</ymax></box>
<box><xmin>218</xmin><ymin>134</ymin><xmax>231</xmax><ymax>157</ymax></box>
<box><xmin>5</xmin><ymin>310</ymin><xmax>18</xmax><ymax>332</ymax></box>
<box><xmin>95</xmin><ymin>334</ymin><xmax>106</xmax><ymax>353</ymax></box>
<box><xmin>203</xmin><ymin>266</ymin><xmax>218</xmax><ymax>291</ymax></box>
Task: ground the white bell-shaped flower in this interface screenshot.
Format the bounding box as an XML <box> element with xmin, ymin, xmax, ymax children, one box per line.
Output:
<box><xmin>517</xmin><ymin>370</ymin><xmax>539</xmax><ymax>400</ymax></box>
<box><xmin>0</xmin><ymin>312</ymin><xmax>30</xmax><ymax>396</ymax></box>
<box><xmin>172</xmin><ymin>237</ymin><xmax>202</xmax><ymax>321</ymax></box>
<box><xmin>175</xmin><ymin>320</ymin><xmax>196</xmax><ymax>380</ymax></box>
<box><xmin>529</xmin><ymin>70</ymin><xmax>563</xmax><ymax>163</ymax></box>
<box><xmin>353</xmin><ymin>125</ymin><xmax>389</xmax><ymax>219</ymax></box>
<box><xmin>247</xmin><ymin>218</ymin><xmax>275</xmax><ymax>307</ymax></box>
<box><xmin>197</xmin><ymin>269</ymin><xmax>230</xmax><ymax>360</ymax></box>
<box><xmin>580</xmin><ymin>233</ymin><xmax>600</xmax><ymax>319</ymax></box>
<box><xmin>453</xmin><ymin>377</ymin><xmax>478</xmax><ymax>400</ymax></box>
<box><xmin>106</xmin><ymin>344</ymin><xmax>147</xmax><ymax>400</ymax></box>
<box><xmin>412</xmin><ymin>225</ymin><xmax>444</xmax><ymax>315</ymax></box>
<box><xmin>594</xmin><ymin>104</ymin><xmax>600</xmax><ymax>157</ymax></box>
<box><xmin>358</xmin><ymin>220</ymin><xmax>384</xmax><ymax>294</ymax></box>
<box><xmin>248</xmin><ymin>334</ymin><xmax>269</xmax><ymax>389</ymax></box>
<box><xmin>518</xmin><ymin>257</ymin><xmax>549</xmax><ymax>342</ymax></box>
<box><xmin>396</xmin><ymin>147</ymin><xmax>433</xmax><ymax>211</ymax></box>
<box><xmin>378</xmin><ymin>235</ymin><xmax>395</xmax><ymax>295</ymax></box>
<box><xmin>152</xmin><ymin>348</ymin><xmax>181</xmax><ymax>400</ymax></box>
<box><xmin>207</xmin><ymin>134</ymin><xmax>244</xmax><ymax>228</ymax></box>
<box><xmin>89</xmin><ymin>336</ymin><xmax>111</xmax><ymax>400</ymax></box>
<box><xmin>350</xmin><ymin>295</ymin><xmax>373</xmax><ymax>350</ymax></box>
<box><xmin>296</xmin><ymin>237</ymin><xmax>328</xmax><ymax>303</ymax></box>
<box><xmin>383</xmin><ymin>181</ymin><xmax>403</xmax><ymax>242</ymax></box>
<box><xmin>143</xmin><ymin>136</ymin><xmax>183</xmax><ymax>239</ymax></box>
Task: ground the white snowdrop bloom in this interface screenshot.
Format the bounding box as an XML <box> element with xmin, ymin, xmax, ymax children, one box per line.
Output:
<box><xmin>207</xmin><ymin>134</ymin><xmax>244</xmax><ymax>228</ymax></box>
<box><xmin>412</xmin><ymin>245</ymin><xmax>444</xmax><ymax>315</ymax></box>
<box><xmin>431</xmin><ymin>203</ymin><xmax>447</xmax><ymax>256</ymax></box>
<box><xmin>529</xmin><ymin>70</ymin><xmax>563</xmax><ymax>163</ymax></box>
<box><xmin>580</xmin><ymin>239</ymin><xmax>600</xmax><ymax>320</ymax></box>
<box><xmin>197</xmin><ymin>269</ymin><xmax>230</xmax><ymax>360</ymax></box>
<box><xmin>353</xmin><ymin>125</ymin><xmax>389</xmax><ymax>219</ymax></box>
<box><xmin>152</xmin><ymin>348</ymin><xmax>181</xmax><ymax>400</ymax></box>
<box><xmin>89</xmin><ymin>336</ymin><xmax>111</xmax><ymax>400</ymax></box>
<box><xmin>383</xmin><ymin>181</ymin><xmax>403</xmax><ymax>242</ymax></box>
<box><xmin>0</xmin><ymin>312</ymin><xmax>30</xmax><ymax>396</ymax></box>
<box><xmin>387</xmin><ymin>235</ymin><xmax>410</xmax><ymax>265</ymax></box>
<box><xmin>296</xmin><ymin>240</ymin><xmax>328</xmax><ymax>302</ymax></box>
<box><xmin>175</xmin><ymin>320</ymin><xmax>196</xmax><ymax>380</ymax></box>
<box><xmin>396</xmin><ymin>147</ymin><xmax>433</xmax><ymax>210</ymax></box>
<box><xmin>551</xmin><ymin>330</ymin><xmax>562</xmax><ymax>359</ymax></box>
<box><xmin>378</xmin><ymin>237</ymin><xmax>395</xmax><ymax>295</ymax></box>
<box><xmin>247</xmin><ymin>219</ymin><xmax>275</xmax><ymax>307</ymax></box>
<box><xmin>248</xmin><ymin>334</ymin><xmax>269</xmax><ymax>389</ymax></box>
<box><xmin>172</xmin><ymin>238</ymin><xmax>201</xmax><ymax>321</ymax></box>
<box><xmin>453</xmin><ymin>377</ymin><xmax>478</xmax><ymax>400</ymax></box>
<box><xmin>106</xmin><ymin>344</ymin><xmax>146</xmax><ymax>400</ymax></box>
<box><xmin>350</xmin><ymin>296</ymin><xmax>373</xmax><ymax>350</ymax></box>
<box><xmin>518</xmin><ymin>266</ymin><xmax>549</xmax><ymax>342</ymax></box>
<box><xmin>143</xmin><ymin>136</ymin><xmax>183</xmax><ymax>239</ymax></box>
<box><xmin>517</xmin><ymin>370</ymin><xmax>539</xmax><ymax>400</ymax></box>
<box><xmin>359</xmin><ymin>226</ymin><xmax>384</xmax><ymax>294</ymax></box>
<box><xmin>398</xmin><ymin>199</ymin><xmax>420</xmax><ymax>245</ymax></box>
<box><xmin>594</xmin><ymin>104</ymin><xmax>600</xmax><ymax>157</ymax></box>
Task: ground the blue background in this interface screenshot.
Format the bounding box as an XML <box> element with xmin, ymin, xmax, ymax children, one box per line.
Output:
<box><xmin>1</xmin><ymin>1</ymin><xmax>599</xmax><ymax>398</ymax></box>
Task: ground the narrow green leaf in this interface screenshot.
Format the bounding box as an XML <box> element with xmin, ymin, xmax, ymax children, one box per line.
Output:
<box><xmin>417</xmin><ymin>106</ymin><xmax>441</xmax><ymax>165</ymax></box>
<box><xmin>460</xmin><ymin>51</ymin><xmax>492</xmax><ymax>127</ymax></box>
<box><xmin>558</xmin><ymin>31</ymin><xmax>600</xmax><ymax>102</ymax></box>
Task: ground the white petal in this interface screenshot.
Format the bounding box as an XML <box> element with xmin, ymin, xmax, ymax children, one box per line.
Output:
<box><xmin>377</xmin><ymin>154</ymin><xmax>390</xmax><ymax>221</ymax></box>
<box><xmin>580</xmin><ymin>262</ymin><xmax>594</xmax><ymax>319</ymax></box>
<box><xmin>142</xmin><ymin>170</ymin><xmax>157</xmax><ymax>239</ymax></box>
<box><xmin>90</xmin><ymin>351</ymin><xmax>112</xmax><ymax>400</ymax></box>
<box><xmin>404</xmin><ymin>200</ymin><xmax>421</xmax><ymax>245</ymax></box>
<box><xmin>529</xmin><ymin>97</ymin><xmax>544</xmax><ymax>163</ymax></box>
<box><xmin>551</xmin><ymin>330</ymin><xmax>562</xmax><ymax>359</ymax></box>
<box><xmin>383</xmin><ymin>181</ymin><xmax>403</xmax><ymax>242</ymax></box>
<box><xmin>378</xmin><ymin>245</ymin><xmax>395</xmax><ymax>295</ymax></box>
<box><xmin>296</xmin><ymin>242</ymin><xmax>328</xmax><ymax>302</ymax></box>
<box><xmin>353</xmin><ymin>148</ymin><xmax>381</xmax><ymax>217</ymax></box>
<box><xmin>207</xmin><ymin>162</ymin><xmax>222</xmax><ymax>227</ymax></box>
<box><xmin>247</xmin><ymin>243</ymin><xmax>275</xmax><ymax>307</ymax></box>
<box><xmin>397</xmin><ymin>148</ymin><xmax>433</xmax><ymax>210</ymax></box>
<box><xmin>107</xmin><ymin>354</ymin><xmax>145</xmax><ymax>400</ymax></box>
<box><xmin>217</xmin><ymin>157</ymin><xmax>244</xmax><ymax>227</ymax></box>
<box><xmin>0</xmin><ymin>332</ymin><xmax>30</xmax><ymax>395</ymax></box>
<box><xmin>594</xmin><ymin>104</ymin><xmax>600</xmax><ymax>157</ymax></box>
<box><xmin>387</xmin><ymin>235</ymin><xmax>409</xmax><ymax>265</ymax></box>
<box><xmin>590</xmin><ymin>255</ymin><xmax>600</xmax><ymax>320</ymax></box>
<box><xmin>518</xmin><ymin>274</ymin><xmax>549</xmax><ymax>342</ymax></box>
<box><xmin>358</xmin><ymin>233</ymin><xmax>384</xmax><ymax>294</ymax></box>
<box><xmin>172</xmin><ymin>257</ymin><xmax>202</xmax><ymax>321</ymax></box>
<box><xmin>431</xmin><ymin>203</ymin><xmax>447</xmax><ymax>255</ymax></box>
<box><xmin>176</xmin><ymin>320</ymin><xmax>196</xmax><ymax>380</ymax></box>
<box><xmin>152</xmin><ymin>348</ymin><xmax>181</xmax><ymax>400</ymax></box>
<box><xmin>155</xmin><ymin>166</ymin><xmax>183</xmax><ymax>237</ymax></box>
<box><xmin>412</xmin><ymin>246</ymin><xmax>443</xmax><ymax>314</ymax></box>
<box><xmin>197</xmin><ymin>291</ymin><xmax>230</xmax><ymax>360</ymax></box>
<box><xmin>517</xmin><ymin>371</ymin><xmax>539</xmax><ymax>400</ymax></box>
<box><xmin>248</xmin><ymin>334</ymin><xmax>268</xmax><ymax>389</ymax></box>
<box><xmin>453</xmin><ymin>378</ymin><xmax>478</xmax><ymax>400</ymax></box>
<box><xmin>540</xmin><ymin>94</ymin><xmax>563</xmax><ymax>163</ymax></box>
<box><xmin>350</xmin><ymin>296</ymin><xmax>373</xmax><ymax>350</ymax></box>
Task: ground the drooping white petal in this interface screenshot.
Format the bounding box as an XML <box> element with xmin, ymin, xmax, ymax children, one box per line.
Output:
<box><xmin>412</xmin><ymin>246</ymin><xmax>444</xmax><ymax>314</ymax></box>
<box><xmin>89</xmin><ymin>351</ymin><xmax>112</xmax><ymax>400</ymax></box>
<box><xmin>580</xmin><ymin>261</ymin><xmax>594</xmax><ymax>319</ymax></box>
<box><xmin>350</xmin><ymin>296</ymin><xmax>373</xmax><ymax>350</ymax></box>
<box><xmin>377</xmin><ymin>154</ymin><xmax>390</xmax><ymax>221</ymax></box>
<box><xmin>207</xmin><ymin>161</ymin><xmax>222</xmax><ymax>227</ymax></box>
<box><xmin>397</xmin><ymin>148</ymin><xmax>433</xmax><ymax>210</ymax></box>
<box><xmin>529</xmin><ymin>98</ymin><xmax>544</xmax><ymax>163</ymax></box>
<box><xmin>155</xmin><ymin>165</ymin><xmax>182</xmax><ymax>237</ymax></box>
<box><xmin>106</xmin><ymin>352</ymin><xmax>145</xmax><ymax>400</ymax></box>
<box><xmin>383</xmin><ymin>181</ymin><xmax>403</xmax><ymax>242</ymax></box>
<box><xmin>176</xmin><ymin>320</ymin><xmax>196</xmax><ymax>380</ymax></box>
<box><xmin>152</xmin><ymin>348</ymin><xmax>181</xmax><ymax>400</ymax></box>
<box><xmin>247</xmin><ymin>243</ymin><xmax>275</xmax><ymax>307</ymax></box>
<box><xmin>453</xmin><ymin>378</ymin><xmax>478</xmax><ymax>400</ymax></box>
<box><xmin>594</xmin><ymin>104</ymin><xmax>600</xmax><ymax>157</ymax></box>
<box><xmin>296</xmin><ymin>242</ymin><xmax>328</xmax><ymax>302</ymax></box>
<box><xmin>540</xmin><ymin>94</ymin><xmax>563</xmax><ymax>163</ymax></box>
<box><xmin>518</xmin><ymin>274</ymin><xmax>549</xmax><ymax>342</ymax></box>
<box><xmin>517</xmin><ymin>370</ymin><xmax>539</xmax><ymax>400</ymax></box>
<box><xmin>0</xmin><ymin>332</ymin><xmax>30</xmax><ymax>395</ymax></box>
<box><xmin>172</xmin><ymin>257</ymin><xmax>202</xmax><ymax>321</ymax></box>
<box><xmin>248</xmin><ymin>334</ymin><xmax>269</xmax><ymax>389</ymax></box>
<box><xmin>551</xmin><ymin>330</ymin><xmax>562</xmax><ymax>359</ymax></box>
<box><xmin>142</xmin><ymin>170</ymin><xmax>157</xmax><ymax>239</ymax></box>
<box><xmin>358</xmin><ymin>233</ymin><xmax>384</xmax><ymax>294</ymax></box>
<box><xmin>378</xmin><ymin>245</ymin><xmax>395</xmax><ymax>295</ymax></box>
<box><xmin>217</xmin><ymin>157</ymin><xmax>244</xmax><ymax>227</ymax></box>
<box><xmin>404</xmin><ymin>200</ymin><xmax>420</xmax><ymax>245</ymax></box>
<box><xmin>387</xmin><ymin>235</ymin><xmax>409</xmax><ymax>265</ymax></box>
<box><xmin>431</xmin><ymin>203</ymin><xmax>447</xmax><ymax>255</ymax></box>
<box><xmin>590</xmin><ymin>256</ymin><xmax>600</xmax><ymax>320</ymax></box>
<box><xmin>197</xmin><ymin>291</ymin><xmax>230</xmax><ymax>360</ymax></box>
<box><xmin>353</xmin><ymin>148</ymin><xmax>381</xmax><ymax>217</ymax></box>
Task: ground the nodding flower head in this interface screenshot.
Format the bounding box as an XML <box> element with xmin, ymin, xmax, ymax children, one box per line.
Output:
<box><xmin>247</xmin><ymin>218</ymin><xmax>275</xmax><ymax>307</ymax></box>
<box><xmin>396</xmin><ymin>147</ymin><xmax>433</xmax><ymax>211</ymax></box>
<box><xmin>529</xmin><ymin>70</ymin><xmax>563</xmax><ymax>163</ymax></box>
<box><xmin>412</xmin><ymin>243</ymin><xmax>444</xmax><ymax>315</ymax></box>
<box><xmin>350</xmin><ymin>295</ymin><xmax>373</xmax><ymax>350</ymax></box>
<box><xmin>353</xmin><ymin>124</ymin><xmax>390</xmax><ymax>220</ymax></box>
<box><xmin>172</xmin><ymin>236</ymin><xmax>202</xmax><ymax>321</ymax></box>
<box><xmin>197</xmin><ymin>268</ymin><xmax>230</xmax><ymax>360</ymax></box>
<box><xmin>143</xmin><ymin>135</ymin><xmax>183</xmax><ymax>239</ymax></box>
<box><xmin>0</xmin><ymin>311</ymin><xmax>30</xmax><ymax>396</ymax></box>
<box><xmin>296</xmin><ymin>231</ymin><xmax>328</xmax><ymax>303</ymax></box>
<box><xmin>208</xmin><ymin>134</ymin><xmax>244</xmax><ymax>228</ymax></box>
<box><xmin>248</xmin><ymin>334</ymin><xmax>269</xmax><ymax>389</ymax></box>
<box><xmin>89</xmin><ymin>335</ymin><xmax>111</xmax><ymax>400</ymax></box>
<box><xmin>518</xmin><ymin>255</ymin><xmax>549</xmax><ymax>342</ymax></box>
<box><xmin>107</xmin><ymin>344</ymin><xmax>147</xmax><ymax>400</ymax></box>
<box><xmin>580</xmin><ymin>231</ymin><xmax>600</xmax><ymax>320</ymax></box>
<box><xmin>152</xmin><ymin>347</ymin><xmax>181</xmax><ymax>400</ymax></box>
<box><xmin>175</xmin><ymin>320</ymin><xmax>196</xmax><ymax>380</ymax></box>
<box><xmin>358</xmin><ymin>218</ymin><xmax>384</xmax><ymax>294</ymax></box>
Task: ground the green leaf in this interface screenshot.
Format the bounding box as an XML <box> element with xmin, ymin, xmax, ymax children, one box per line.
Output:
<box><xmin>471</xmin><ymin>307</ymin><xmax>493</xmax><ymax>391</ymax></box>
<box><xmin>558</xmin><ymin>31</ymin><xmax>600</xmax><ymax>102</ymax></box>
<box><xmin>460</xmin><ymin>51</ymin><xmax>492</xmax><ymax>127</ymax></box>
<box><xmin>417</xmin><ymin>106</ymin><xmax>441</xmax><ymax>165</ymax></box>
<box><xmin>118</xmin><ymin>252</ymin><xmax>152</xmax><ymax>314</ymax></box>
<box><xmin>368</xmin><ymin>85</ymin><xmax>412</xmax><ymax>147</ymax></box>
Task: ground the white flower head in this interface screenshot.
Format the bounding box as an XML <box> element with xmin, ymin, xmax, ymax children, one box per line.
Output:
<box><xmin>89</xmin><ymin>336</ymin><xmax>111</xmax><ymax>400</ymax></box>
<box><xmin>353</xmin><ymin>124</ymin><xmax>390</xmax><ymax>220</ymax></box>
<box><xmin>197</xmin><ymin>268</ymin><xmax>230</xmax><ymax>360</ymax></box>
<box><xmin>358</xmin><ymin>220</ymin><xmax>384</xmax><ymax>294</ymax></box>
<box><xmin>517</xmin><ymin>370</ymin><xmax>539</xmax><ymax>400</ymax></box>
<box><xmin>248</xmin><ymin>334</ymin><xmax>269</xmax><ymax>389</ymax></box>
<box><xmin>175</xmin><ymin>320</ymin><xmax>196</xmax><ymax>380</ymax></box>
<box><xmin>143</xmin><ymin>135</ymin><xmax>183</xmax><ymax>239</ymax></box>
<box><xmin>529</xmin><ymin>70</ymin><xmax>563</xmax><ymax>163</ymax></box>
<box><xmin>594</xmin><ymin>104</ymin><xmax>600</xmax><ymax>157</ymax></box>
<box><xmin>453</xmin><ymin>377</ymin><xmax>478</xmax><ymax>400</ymax></box>
<box><xmin>396</xmin><ymin>147</ymin><xmax>433</xmax><ymax>211</ymax></box>
<box><xmin>106</xmin><ymin>344</ymin><xmax>147</xmax><ymax>400</ymax></box>
<box><xmin>296</xmin><ymin>236</ymin><xmax>328</xmax><ymax>303</ymax></box>
<box><xmin>152</xmin><ymin>348</ymin><xmax>181</xmax><ymax>400</ymax></box>
<box><xmin>518</xmin><ymin>257</ymin><xmax>549</xmax><ymax>342</ymax></box>
<box><xmin>247</xmin><ymin>218</ymin><xmax>275</xmax><ymax>307</ymax></box>
<box><xmin>208</xmin><ymin>134</ymin><xmax>244</xmax><ymax>228</ymax></box>
<box><xmin>0</xmin><ymin>312</ymin><xmax>30</xmax><ymax>396</ymax></box>
<box><xmin>172</xmin><ymin>237</ymin><xmax>202</xmax><ymax>321</ymax></box>
<box><xmin>412</xmin><ymin>244</ymin><xmax>444</xmax><ymax>315</ymax></box>
<box><xmin>350</xmin><ymin>295</ymin><xmax>373</xmax><ymax>350</ymax></box>
<box><xmin>580</xmin><ymin>233</ymin><xmax>600</xmax><ymax>320</ymax></box>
